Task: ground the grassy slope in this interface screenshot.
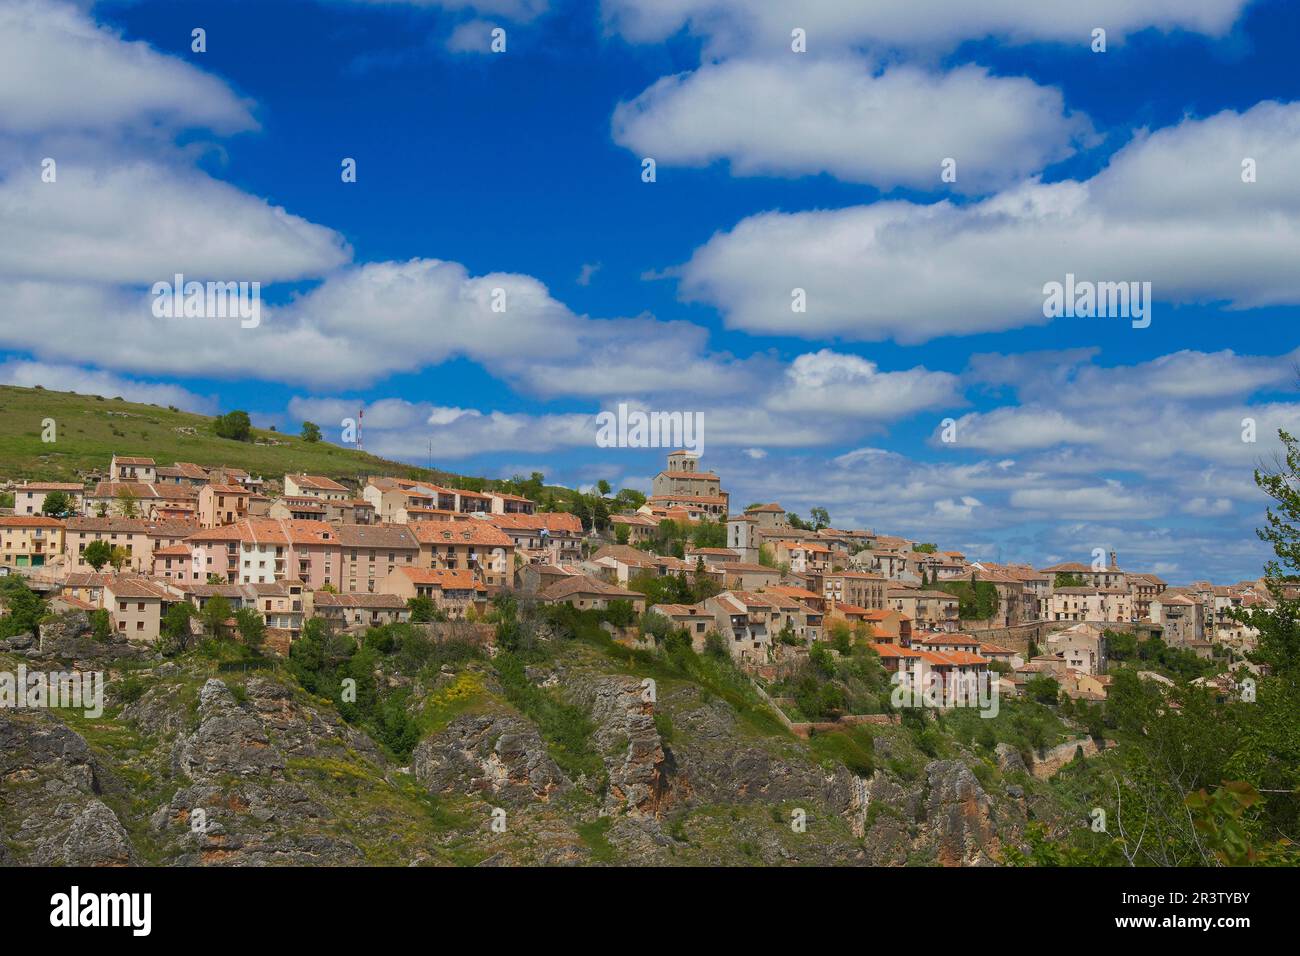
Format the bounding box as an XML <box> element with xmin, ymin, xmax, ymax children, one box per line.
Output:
<box><xmin>0</xmin><ymin>384</ymin><xmax>561</xmax><ymax>496</ymax></box>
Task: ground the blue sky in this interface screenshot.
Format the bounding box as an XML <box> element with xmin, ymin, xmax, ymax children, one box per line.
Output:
<box><xmin>3</xmin><ymin>0</ymin><xmax>1300</xmax><ymax>583</ymax></box>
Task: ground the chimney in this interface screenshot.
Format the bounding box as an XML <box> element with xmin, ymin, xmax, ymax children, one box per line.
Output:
<box><xmin>1109</xmin><ymin>550</ymin><xmax>1118</xmax><ymax>569</ymax></box>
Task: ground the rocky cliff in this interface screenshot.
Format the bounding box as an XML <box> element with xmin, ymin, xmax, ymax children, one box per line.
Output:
<box><xmin>0</xmin><ymin>613</ymin><xmax>1080</xmax><ymax>866</ymax></box>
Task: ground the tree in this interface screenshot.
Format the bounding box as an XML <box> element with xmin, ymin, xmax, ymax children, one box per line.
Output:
<box><xmin>300</xmin><ymin>421</ymin><xmax>322</xmax><ymax>443</ymax></box>
<box><xmin>809</xmin><ymin>506</ymin><xmax>831</xmax><ymax>530</ymax></box>
<box><xmin>116</xmin><ymin>486</ymin><xmax>137</xmax><ymax>517</ymax></box>
<box><xmin>596</xmin><ymin>479</ymin><xmax>611</xmax><ymax>497</ymax></box>
<box><xmin>590</xmin><ymin>495</ymin><xmax>610</xmax><ymax>532</ymax></box>
<box><xmin>1024</xmin><ymin>675</ymin><xmax>1060</xmax><ymax>705</ymax></box>
<box><xmin>82</xmin><ymin>540</ymin><xmax>112</xmax><ymax>571</ymax></box>
<box><xmin>235</xmin><ymin>607</ymin><xmax>266</xmax><ymax>652</ymax></box>
<box><xmin>407</xmin><ymin>595</ymin><xmax>444</xmax><ymax>623</ymax></box>
<box><xmin>614</xmin><ymin>523</ymin><xmax>631</xmax><ymax>545</ymax></box>
<box><xmin>0</xmin><ymin>578</ymin><xmax>46</xmax><ymax>639</ymax></box>
<box><xmin>41</xmin><ymin>490</ymin><xmax>71</xmax><ymax>516</ymax></box>
<box><xmin>160</xmin><ymin>602</ymin><xmax>196</xmax><ymax>653</ymax></box>
<box><xmin>108</xmin><ymin>545</ymin><xmax>131</xmax><ymax>571</ymax></box>
<box><xmin>572</xmin><ymin>495</ymin><xmax>592</xmax><ymax>531</ymax></box>
<box><xmin>613</xmin><ymin>487</ymin><xmax>646</xmax><ymax>511</ymax></box>
<box><xmin>1239</xmin><ymin>427</ymin><xmax>1300</xmax><ymax>680</ymax></box>
<box><xmin>90</xmin><ymin>608</ymin><xmax>113</xmax><ymax>641</ymax></box>
<box><xmin>200</xmin><ymin>595</ymin><xmax>233</xmax><ymax>639</ymax></box>
<box><xmin>214</xmin><ymin>410</ymin><xmax>252</xmax><ymax>441</ymax></box>
<box><xmin>913</xmin><ymin>542</ymin><xmax>937</xmax><ymax>554</ymax></box>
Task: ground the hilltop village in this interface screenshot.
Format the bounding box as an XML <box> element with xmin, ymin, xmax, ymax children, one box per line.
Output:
<box><xmin>0</xmin><ymin>449</ymin><xmax>1268</xmax><ymax>703</ymax></box>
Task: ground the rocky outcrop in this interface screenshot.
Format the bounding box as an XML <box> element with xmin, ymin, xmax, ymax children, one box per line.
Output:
<box><xmin>921</xmin><ymin>760</ymin><xmax>1000</xmax><ymax>867</ymax></box>
<box><xmin>36</xmin><ymin>609</ymin><xmax>150</xmax><ymax>663</ymax></box>
<box><xmin>2</xmin><ymin>631</ymin><xmax>35</xmax><ymax>652</ymax></box>
<box><xmin>411</xmin><ymin>711</ymin><xmax>571</xmax><ymax>806</ymax></box>
<box><xmin>172</xmin><ymin>679</ymin><xmax>287</xmax><ymax>781</ymax></box>
<box><xmin>0</xmin><ymin>709</ymin><xmax>136</xmax><ymax>865</ymax></box>
<box><xmin>995</xmin><ymin>742</ymin><xmax>1028</xmax><ymax>776</ymax></box>
<box><xmin>859</xmin><ymin>758</ymin><xmax>1027</xmax><ymax>866</ymax></box>
<box><xmin>149</xmin><ymin>678</ymin><xmax>378</xmax><ymax>865</ymax></box>
<box><xmin>580</xmin><ymin>676</ymin><xmax>670</xmax><ymax>817</ymax></box>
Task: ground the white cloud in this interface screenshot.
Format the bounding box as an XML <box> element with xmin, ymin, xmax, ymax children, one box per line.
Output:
<box><xmin>939</xmin><ymin>407</ymin><xmax>1107</xmax><ymax>452</ymax></box>
<box><xmin>766</xmin><ymin>350</ymin><xmax>959</xmax><ymax>418</ymax></box>
<box><xmin>1009</xmin><ymin>482</ymin><xmax>1166</xmax><ymax>520</ymax></box>
<box><xmin>1183</xmin><ymin>497</ymin><xmax>1234</xmax><ymax>516</ymax></box>
<box><xmin>446</xmin><ymin>19</ymin><xmax>498</xmax><ymax>53</ymax></box>
<box><xmin>336</xmin><ymin>0</ymin><xmax>548</xmax><ymax>20</ymax></box>
<box><xmin>0</xmin><ymin>0</ymin><xmax>255</xmax><ymax>136</ymax></box>
<box><xmin>0</xmin><ymin>161</ymin><xmax>351</xmax><ymax>285</ymax></box>
<box><xmin>676</xmin><ymin>102</ymin><xmax>1300</xmax><ymax>343</ymax></box>
<box><xmin>614</xmin><ymin>59</ymin><xmax>1089</xmax><ymax>193</ymax></box>
<box><xmin>601</xmin><ymin>0</ymin><xmax>1250</xmax><ymax>54</ymax></box>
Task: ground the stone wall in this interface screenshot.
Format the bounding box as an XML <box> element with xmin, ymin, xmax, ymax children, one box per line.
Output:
<box><xmin>955</xmin><ymin>620</ymin><xmax>1067</xmax><ymax>654</ymax></box>
<box><xmin>1027</xmin><ymin>736</ymin><xmax>1116</xmax><ymax>779</ymax></box>
<box><xmin>751</xmin><ymin>680</ymin><xmax>899</xmax><ymax>738</ymax></box>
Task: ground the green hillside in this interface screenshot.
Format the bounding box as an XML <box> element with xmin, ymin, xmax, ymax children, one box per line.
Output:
<box><xmin>0</xmin><ymin>384</ymin><xmax>493</xmax><ymax>489</ymax></box>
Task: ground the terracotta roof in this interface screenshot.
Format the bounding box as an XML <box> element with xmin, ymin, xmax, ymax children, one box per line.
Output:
<box><xmin>611</xmin><ymin>514</ymin><xmax>659</xmax><ymax>527</ymax></box>
<box><xmin>766</xmin><ymin>584</ymin><xmax>822</xmax><ymax>601</ymax></box>
<box><xmin>411</xmin><ymin>520</ymin><xmax>513</xmax><ymax>547</ymax></box>
<box><xmin>541</xmin><ymin>574</ymin><xmax>642</xmax><ymax>602</ymax></box>
<box><xmin>204</xmin><ymin>483</ymin><xmax>249</xmax><ymax>495</ymax></box>
<box><xmin>834</xmin><ymin>602</ymin><xmax>873</xmax><ymax>615</ymax></box>
<box><xmin>651</xmin><ymin>603</ymin><xmax>711</xmax><ymax>617</ymax></box>
<box><xmin>63</xmin><ymin>572</ymin><xmax>113</xmax><ymax>587</ymax></box>
<box><xmin>744</xmin><ymin>503</ymin><xmax>785</xmax><ymax>513</ymax></box>
<box><xmin>19</xmin><ymin>482</ymin><xmax>84</xmax><ymax>491</ymax></box>
<box><xmin>0</xmin><ymin>515</ymin><xmax>64</xmax><ymax>528</ymax></box>
<box><xmin>66</xmin><ymin>517</ymin><xmax>199</xmax><ymax>536</ymax></box>
<box><xmin>288</xmin><ymin>474</ymin><xmax>349</xmax><ymax>492</ymax></box>
<box><xmin>104</xmin><ymin>576</ymin><xmax>174</xmax><ymax>599</ymax></box>
<box><xmin>870</xmin><ymin>643</ymin><xmax>921</xmax><ymax>659</ymax></box>
<box><xmin>186</xmin><ymin>517</ymin><xmax>336</xmax><ymax>545</ymax></box>
<box><xmin>395</xmin><ymin>567</ymin><xmax>485</xmax><ymax>591</ymax></box>
<box><xmin>485</xmin><ymin>512</ymin><xmax>583</xmax><ymax>534</ymax></box>
<box><xmin>931</xmin><ymin>650</ymin><xmax>990</xmax><ymax>666</ymax></box>
<box><xmin>719</xmin><ymin>561</ymin><xmax>780</xmax><ymax>574</ymax></box>
<box><xmin>334</xmin><ymin>523</ymin><xmax>420</xmax><ymax>549</ymax></box>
